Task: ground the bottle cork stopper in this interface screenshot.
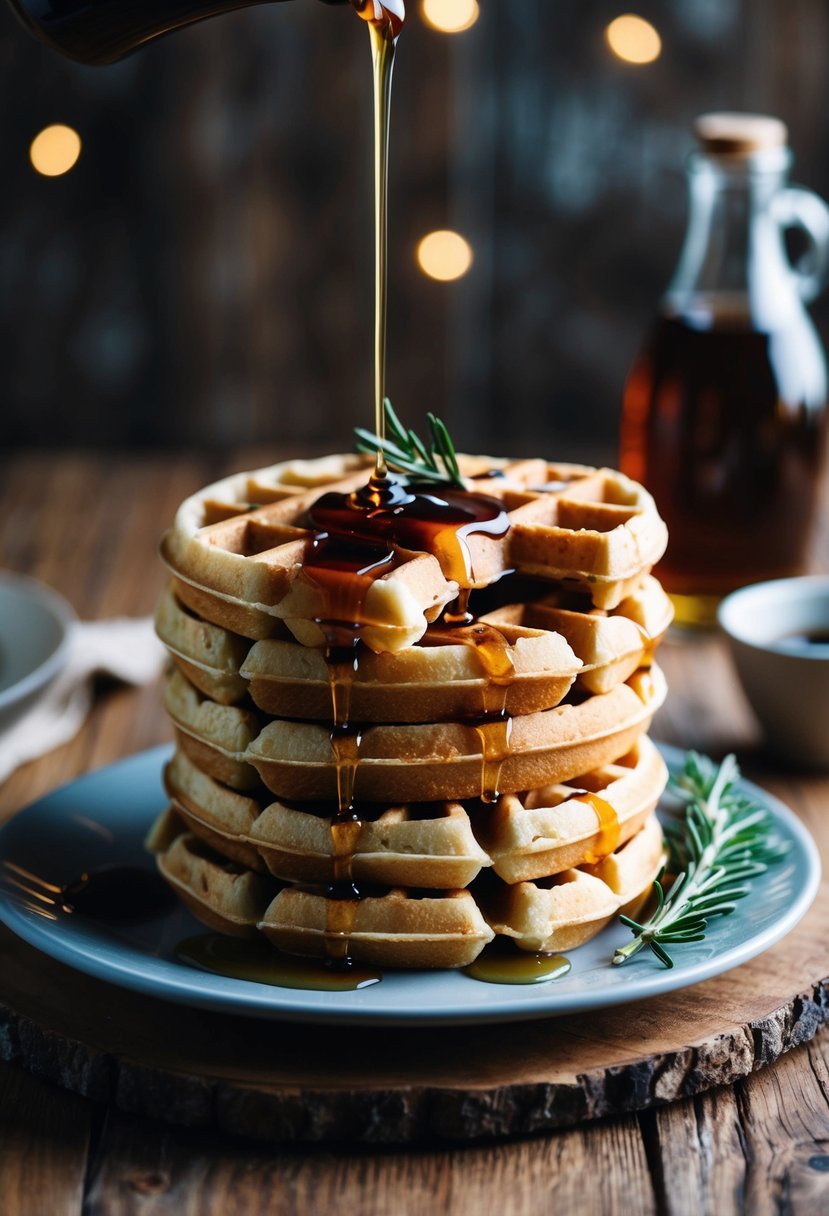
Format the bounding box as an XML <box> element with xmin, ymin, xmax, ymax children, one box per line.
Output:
<box><xmin>693</xmin><ymin>112</ymin><xmax>788</xmax><ymax>155</ymax></box>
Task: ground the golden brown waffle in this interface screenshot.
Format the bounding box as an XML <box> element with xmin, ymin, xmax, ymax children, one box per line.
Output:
<box><xmin>479</xmin><ymin>811</ymin><xmax>665</xmax><ymax>953</ymax></box>
<box><xmin>482</xmin><ymin>575</ymin><xmax>673</xmax><ymax>697</ymax></box>
<box><xmin>240</xmin><ymin>621</ymin><xmax>581</xmax><ymax>722</ymax></box>
<box><xmin>149</xmin><ymin>804</ymin><xmax>664</xmax><ymax>967</ymax></box>
<box><xmin>471</xmin><ymin>734</ymin><xmax>667</xmax><ymax>882</ymax></box>
<box><xmin>155</xmin><ymin>577</ymin><xmax>672</xmax><ymax>721</ymax></box>
<box><xmin>163</xmin><ymin>663</ymin><xmax>666</xmax><ymax>802</ymax></box>
<box><xmin>160</xmin><ymin>454</ymin><xmax>668</xmax><ymax>653</ymax></box>
<box><xmin>155</xmin><ymin>584</ymin><xmax>251</xmax><ymax>705</ymax></box>
<box><xmin>251</xmin><ymin>801</ymin><xmax>492</xmax><ymax>889</ymax></box>
<box><xmin>158</xmin><ymin>734</ymin><xmax>665</xmax><ymax>890</ymax></box>
<box><xmin>154</xmin><ymin>832</ymin><xmax>279</xmax><ymax>937</ymax></box>
<box><xmin>259</xmin><ymin>887</ymin><xmax>496</xmax><ymax>969</ymax></box>
<box><xmin>243</xmin><ymin>665</ymin><xmax>666</xmax><ymax>803</ymax></box>
<box><xmin>163</xmin><ymin>748</ymin><xmax>268</xmax><ymax>871</ymax></box>
<box><xmin>163</xmin><ymin>746</ymin><xmax>492</xmax><ymax>888</ymax></box>
<box><xmin>164</xmin><ymin>670</ymin><xmax>261</xmax><ymax>790</ymax></box>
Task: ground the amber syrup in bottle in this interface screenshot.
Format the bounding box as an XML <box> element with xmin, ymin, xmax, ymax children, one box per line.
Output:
<box><xmin>620</xmin><ymin>113</ymin><xmax>829</xmax><ymax>626</ymax></box>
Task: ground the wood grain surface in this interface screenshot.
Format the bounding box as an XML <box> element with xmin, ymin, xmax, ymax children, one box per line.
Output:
<box><xmin>1</xmin><ymin>452</ymin><xmax>829</xmax><ymax>1213</ymax></box>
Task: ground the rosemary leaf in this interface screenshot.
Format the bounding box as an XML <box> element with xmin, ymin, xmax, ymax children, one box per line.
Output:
<box><xmin>612</xmin><ymin>751</ymin><xmax>790</xmax><ymax>969</ymax></box>
<box><xmin>384</xmin><ymin>399</ymin><xmax>411</xmax><ymax>449</ymax></box>
<box><xmin>354</xmin><ymin>400</ymin><xmax>465</xmax><ymax>488</ymax></box>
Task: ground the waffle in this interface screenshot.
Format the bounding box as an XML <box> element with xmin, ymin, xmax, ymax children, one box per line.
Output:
<box><xmin>482</xmin><ymin>575</ymin><xmax>673</xmax><ymax>698</ymax></box>
<box><xmin>158</xmin><ymin>734</ymin><xmax>665</xmax><ymax>890</ymax></box>
<box><xmin>164</xmin><ymin>670</ymin><xmax>262</xmax><ymax>790</ymax></box>
<box><xmin>163</xmin><ymin>748</ymin><xmax>268</xmax><ymax>871</ymax></box>
<box><xmin>163</xmin><ymin>746</ymin><xmax>491</xmax><ymax>888</ymax></box>
<box><xmin>472</xmin><ymin>734</ymin><xmax>667</xmax><ymax>882</ymax></box>
<box><xmin>240</xmin><ymin>619</ymin><xmax>581</xmax><ymax>722</ymax></box>
<box><xmin>148</xmin><ymin>805</ymin><xmax>663</xmax><ymax>967</ymax></box>
<box><xmin>251</xmin><ymin>800</ymin><xmax>492</xmax><ymax>889</ymax></box>
<box><xmin>259</xmin><ymin>887</ymin><xmax>496</xmax><ymax>969</ymax></box>
<box><xmin>160</xmin><ymin>454</ymin><xmax>668</xmax><ymax>653</ymax></box>
<box><xmin>155</xmin><ymin>831</ymin><xmax>279</xmax><ymax>937</ymax></box>
<box><xmin>155</xmin><ymin>584</ymin><xmax>251</xmax><ymax>705</ymax></box>
<box><xmin>164</xmin><ymin>663</ymin><xmax>666</xmax><ymax>802</ymax></box>
<box><xmin>156</xmin><ymin>577</ymin><xmax>671</xmax><ymax>721</ymax></box>
<box><xmin>479</xmin><ymin>811</ymin><xmax>664</xmax><ymax>952</ymax></box>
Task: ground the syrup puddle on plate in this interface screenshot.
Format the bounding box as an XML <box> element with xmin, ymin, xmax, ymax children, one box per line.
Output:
<box><xmin>176</xmin><ymin>931</ymin><xmax>572</xmax><ymax>992</ymax></box>
<box><xmin>176</xmin><ymin>932</ymin><xmax>382</xmax><ymax>992</ymax></box>
<box><xmin>464</xmin><ymin>939</ymin><xmax>572</xmax><ymax>986</ymax></box>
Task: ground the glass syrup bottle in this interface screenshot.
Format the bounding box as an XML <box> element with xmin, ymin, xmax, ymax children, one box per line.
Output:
<box><xmin>620</xmin><ymin>112</ymin><xmax>829</xmax><ymax>626</ymax></box>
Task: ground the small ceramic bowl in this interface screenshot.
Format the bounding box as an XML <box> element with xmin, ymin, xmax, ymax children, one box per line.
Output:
<box><xmin>718</xmin><ymin>576</ymin><xmax>829</xmax><ymax>768</ymax></box>
<box><xmin>0</xmin><ymin>571</ymin><xmax>76</xmax><ymax>731</ymax></box>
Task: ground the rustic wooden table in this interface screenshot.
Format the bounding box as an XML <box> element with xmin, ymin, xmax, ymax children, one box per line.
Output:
<box><xmin>1</xmin><ymin>451</ymin><xmax>829</xmax><ymax>1216</ymax></box>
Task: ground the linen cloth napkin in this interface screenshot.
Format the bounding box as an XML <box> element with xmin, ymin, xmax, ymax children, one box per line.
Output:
<box><xmin>0</xmin><ymin>618</ymin><xmax>166</xmax><ymax>784</ymax></box>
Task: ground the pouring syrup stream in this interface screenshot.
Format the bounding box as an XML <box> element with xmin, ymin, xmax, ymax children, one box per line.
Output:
<box><xmin>312</xmin><ymin>1</ymin><xmax>406</xmax><ymax>967</ymax></box>
<box><xmin>353</xmin><ymin>0</ymin><xmax>405</xmax><ymax>493</ymax></box>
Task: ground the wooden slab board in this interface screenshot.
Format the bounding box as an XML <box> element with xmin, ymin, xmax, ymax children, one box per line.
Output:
<box><xmin>1</xmin><ymin>874</ymin><xmax>828</xmax><ymax>1145</ymax></box>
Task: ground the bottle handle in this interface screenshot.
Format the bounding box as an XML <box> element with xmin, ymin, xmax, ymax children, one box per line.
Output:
<box><xmin>773</xmin><ymin>186</ymin><xmax>829</xmax><ymax>302</ymax></box>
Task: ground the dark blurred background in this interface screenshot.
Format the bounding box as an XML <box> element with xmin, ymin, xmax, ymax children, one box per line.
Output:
<box><xmin>2</xmin><ymin>0</ymin><xmax>828</xmax><ymax>460</ymax></box>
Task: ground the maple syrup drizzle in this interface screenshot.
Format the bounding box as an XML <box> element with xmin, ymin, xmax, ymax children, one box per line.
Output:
<box><xmin>301</xmin><ymin>532</ymin><xmax>399</xmax><ymax>620</ymax></box>
<box><xmin>473</xmin><ymin>713</ymin><xmax>513</xmax><ymax>804</ymax></box>
<box><xmin>443</xmin><ymin>588</ymin><xmax>473</xmax><ymax>625</ymax></box>
<box><xmin>329</xmin><ymin>729</ymin><xmax>362</xmax><ymax>828</ymax></box>
<box><xmin>315</xmin><ymin>622</ymin><xmax>365</xmax><ymax>968</ymax></box>
<box><xmin>289</xmin><ymin>0</ymin><xmax>522</xmax><ymax>971</ymax></box>
<box><xmin>427</xmin><ymin>618</ymin><xmax>516</xmax><ymax>803</ymax></box>
<box><xmin>327</xmin><ymin>661</ymin><xmax>363</xmax><ymax>852</ymax></box>
<box><xmin>308</xmin><ymin>486</ymin><xmax>510</xmax><ymax>587</ymax></box>
<box><xmin>575</xmin><ymin>791</ymin><xmax>622</xmax><ymax>865</ymax></box>
<box><xmin>175</xmin><ymin>933</ymin><xmax>568</xmax><ymax>992</ymax></box>
<box><xmin>303</xmin><ymin>490</ymin><xmax>511</xmax><ymax>959</ymax></box>
<box><xmin>428</xmin><ymin>614</ymin><xmax>518</xmax><ymax>800</ymax></box>
<box><xmin>422</xmin><ymin>620</ymin><xmax>513</xmax><ymax>676</ymax></box>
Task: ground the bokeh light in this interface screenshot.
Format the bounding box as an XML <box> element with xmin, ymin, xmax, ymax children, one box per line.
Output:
<box><xmin>30</xmin><ymin>124</ymin><xmax>82</xmax><ymax>177</ymax></box>
<box><xmin>421</xmin><ymin>0</ymin><xmax>480</xmax><ymax>35</ymax></box>
<box><xmin>605</xmin><ymin>15</ymin><xmax>662</xmax><ymax>65</ymax></box>
<box><xmin>416</xmin><ymin>230</ymin><xmax>474</xmax><ymax>281</ymax></box>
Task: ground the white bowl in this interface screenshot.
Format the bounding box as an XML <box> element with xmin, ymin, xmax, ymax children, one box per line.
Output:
<box><xmin>718</xmin><ymin>576</ymin><xmax>829</xmax><ymax>768</ymax></box>
<box><xmin>0</xmin><ymin>572</ymin><xmax>76</xmax><ymax>731</ymax></box>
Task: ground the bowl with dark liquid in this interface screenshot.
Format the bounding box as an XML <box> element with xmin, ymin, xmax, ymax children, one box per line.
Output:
<box><xmin>718</xmin><ymin>577</ymin><xmax>829</xmax><ymax>767</ymax></box>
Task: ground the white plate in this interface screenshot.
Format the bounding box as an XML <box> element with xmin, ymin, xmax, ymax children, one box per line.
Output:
<box><xmin>0</xmin><ymin>572</ymin><xmax>76</xmax><ymax>725</ymax></box>
<box><xmin>0</xmin><ymin>744</ymin><xmax>820</xmax><ymax>1026</ymax></box>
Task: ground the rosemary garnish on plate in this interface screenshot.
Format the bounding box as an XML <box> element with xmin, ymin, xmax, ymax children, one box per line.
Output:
<box><xmin>354</xmin><ymin>399</ymin><xmax>465</xmax><ymax>488</ymax></box>
<box><xmin>613</xmin><ymin>751</ymin><xmax>791</xmax><ymax>969</ymax></box>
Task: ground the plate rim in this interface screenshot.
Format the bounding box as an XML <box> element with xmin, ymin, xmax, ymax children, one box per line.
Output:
<box><xmin>0</xmin><ymin>571</ymin><xmax>77</xmax><ymax>713</ymax></box>
<box><xmin>0</xmin><ymin>742</ymin><xmax>821</xmax><ymax>1026</ymax></box>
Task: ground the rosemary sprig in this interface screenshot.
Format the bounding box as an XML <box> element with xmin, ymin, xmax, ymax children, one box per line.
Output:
<box><xmin>613</xmin><ymin>751</ymin><xmax>790</xmax><ymax>969</ymax></box>
<box><xmin>354</xmin><ymin>399</ymin><xmax>465</xmax><ymax>488</ymax></box>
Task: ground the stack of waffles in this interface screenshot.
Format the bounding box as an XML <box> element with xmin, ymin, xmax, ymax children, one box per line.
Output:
<box><xmin>148</xmin><ymin>454</ymin><xmax>672</xmax><ymax>969</ymax></box>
